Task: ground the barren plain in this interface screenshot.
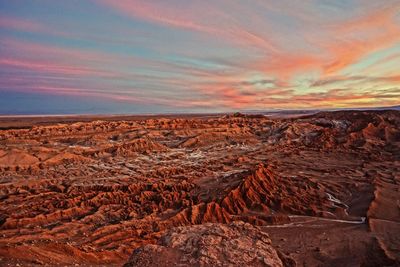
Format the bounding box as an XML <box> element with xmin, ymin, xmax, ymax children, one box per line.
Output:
<box><xmin>0</xmin><ymin>110</ymin><xmax>399</xmax><ymax>266</ymax></box>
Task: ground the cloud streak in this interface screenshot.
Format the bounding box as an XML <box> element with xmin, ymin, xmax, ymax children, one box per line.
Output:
<box><xmin>0</xmin><ymin>1</ymin><xmax>399</xmax><ymax>113</ymax></box>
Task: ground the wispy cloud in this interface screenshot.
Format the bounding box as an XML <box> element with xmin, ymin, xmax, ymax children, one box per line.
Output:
<box><xmin>0</xmin><ymin>15</ymin><xmax>47</xmax><ymax>32</ymax></box>
<box><xmin>321</xmin><ymin>4</ymin><xmax>400</xmax><ymax>74</ymax></box>
<box><xmin>0</xmin><ymin>1</ymin><xmax>399</xmax><ymax>112</ymax></box>
<box><xmin>311</xmin><ymin>75</ymin><xmax>400</xmax><ymax>87</ymax></box>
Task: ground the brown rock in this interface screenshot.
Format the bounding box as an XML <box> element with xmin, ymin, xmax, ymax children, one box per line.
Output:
<box><xmin>124</xmin><ymin>221</ymin><xmax>294</xmax><ymax>267</ymax></box>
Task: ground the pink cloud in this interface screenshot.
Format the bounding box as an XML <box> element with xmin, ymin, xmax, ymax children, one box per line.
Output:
<box><xmin>321</xmin><ymin>5</ymin><xmax>400</xmax><ymax>74</ymax></box>
<box><xmin>0</xmin><ymin>16</ymin><xmax>47</xmax><ymax>32</ymax></box>
<box><xmin>0</xmin><ymin>58</ymin><xmax>115</xmax><ymax>77</ymax></box>
<box><xmin>98</xmin><ymin>0</ymin><xmax>277</xmax><ymax>52</ymax></box>
<box><xmin>98</xmin><ymin>0</ymin><xmax>216</xmax><ymax>33</ymax></box>
<box><xmin>2</xmin><ymin>2</ymin><xmax>399</xmax><ymax>110</ymax></box>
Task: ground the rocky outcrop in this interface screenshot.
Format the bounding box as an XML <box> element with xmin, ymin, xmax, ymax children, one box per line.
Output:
<box><xmin>124</xmin><ymin>221</ymin><xmax>295</xmax><ymax>267</ymax></box>
<box><xmin>367</xmin><ymin>169</ymin><xmax>400</xmax><ymax>263</ymax></box>
<box><xmin>105</xmin><ymin>138</ymin><xmax>169</xmax><ymax>156</ymax></box>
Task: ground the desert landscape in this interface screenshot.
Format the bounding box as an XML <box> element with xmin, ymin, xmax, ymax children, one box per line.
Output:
<box><xmin>2</xmin><ymin>0</ymin><xmax>400</xmax><ymax>266</ymax></box>
<box><xmin>0</xmin><ymin>110</ymin><xmax>399</xmax><ymax>266</ymax></box>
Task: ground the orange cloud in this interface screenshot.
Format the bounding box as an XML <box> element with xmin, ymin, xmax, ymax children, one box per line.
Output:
<box><xmin>322</xmin><ymin>5</ymin><xmax>400</xmax><ymax>74</ymax></box>
<box><xmin>98</xmin><ymin>0</ymin><xmax>400</xmax><ymax>84</ymax></box>
<box><xmin>3</xmin><ymin>2</ymin><xmax>399</xmax><ymax>111</ymax></box>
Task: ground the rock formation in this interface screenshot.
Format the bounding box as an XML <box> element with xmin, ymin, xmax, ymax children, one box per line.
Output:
<box><xmin>124</xmin><ymin>221</ymin><xmax>295</xmax><ymax>267</ymax></box>
<box><xmin>0</xmin><ymin>110</ymin><xmax>398</xmax><ymax>266</ymax></box>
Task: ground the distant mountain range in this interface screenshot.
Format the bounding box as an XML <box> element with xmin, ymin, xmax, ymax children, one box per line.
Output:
<box><xmin>240</xmin><ymin>105</ymin><xmax>400</xmax><ymax>115</ymax></box>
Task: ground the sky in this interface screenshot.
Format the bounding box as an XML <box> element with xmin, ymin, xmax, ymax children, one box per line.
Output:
<box><xmin>0</xmin><ymin>0</ymin><xmax>400</xmax><ymax>114</ymax></box>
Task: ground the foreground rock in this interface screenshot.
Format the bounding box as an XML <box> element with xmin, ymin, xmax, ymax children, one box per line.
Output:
<box><xmin>124</xmin><ymin>221</ymin><xmax>294</xmax><ymax>267</ymax></box>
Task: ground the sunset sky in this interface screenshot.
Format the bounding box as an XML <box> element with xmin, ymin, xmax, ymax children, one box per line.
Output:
<box><xmin>0</xmin><ymin>0</ymin><xmax>400</xmax><ymax>114</ymax></box>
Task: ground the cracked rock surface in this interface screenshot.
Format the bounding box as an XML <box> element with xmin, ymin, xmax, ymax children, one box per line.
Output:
<box><xmin>124</xmin><ymin>221</ymin><xmax>294</xmax><ymax>267</ymax></box>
